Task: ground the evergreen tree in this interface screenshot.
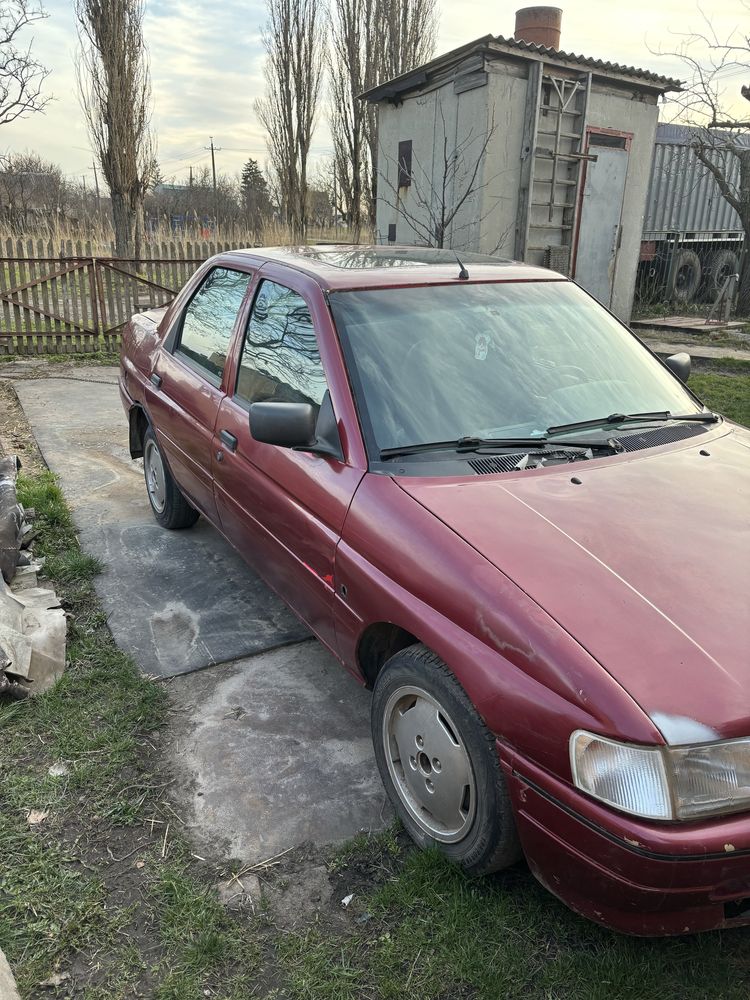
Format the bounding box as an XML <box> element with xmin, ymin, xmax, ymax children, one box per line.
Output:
<box><xmin>240</xmin><ymin>158</ymin><xmax>272</xmax><ymax>233</ymax></box>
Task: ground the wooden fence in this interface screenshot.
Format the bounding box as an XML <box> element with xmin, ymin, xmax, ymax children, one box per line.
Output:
<box><xmin>0</xmin><ymin>238</ymin><xmax>248</xmax><ymax>356</ymax></box>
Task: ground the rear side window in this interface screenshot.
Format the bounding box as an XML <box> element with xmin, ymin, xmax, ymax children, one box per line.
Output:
<box><xmin>176</xmin><ymin>267</ymin><xmax>251</xmax><ymax>381</ymax></box>
<box><xmin>235</xmin><ymin>280</ymin><xmax>327</xmax><ymax>408</ymax></box>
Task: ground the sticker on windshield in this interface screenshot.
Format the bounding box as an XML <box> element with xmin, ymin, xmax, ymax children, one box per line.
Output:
<box><xmin>474</xmin><ymin>333</ymin><xmax>489</xmax><ymax>361</ymax></box>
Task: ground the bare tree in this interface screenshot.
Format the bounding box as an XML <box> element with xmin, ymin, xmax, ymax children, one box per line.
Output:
<box><xmin>363</xmin><ymin>0</ymin><xmax>437</xmax><ymax>225</ymax></box>
<box><xmin>378</xmin><ymin>105</ymin><xmax>510</xmax><ymax>253</ymax></box>
<box><xmin>75</xmin><ymin>0</ymin><xmax>154</xmax><ymax>258</ymax></box>
<box><xmin>327</xmin><ymin>0</ymin><xmax>371</xmax><ymax>237</ymax></box>
<box><xmin>657</xmin><ymin>6</ymin><xmax>750</xmax><ymax>313</ymax></box>
<box><xmin>0</xmin><ymin>1</ymin><xmax>49</xmax><ymax>126</ymax></box>
<box><xmin>0</xmin><ymin>150</ymin><xmax>66</xmax><ymax>228</ymax></box>
<box><xmin>328</xmin><ymin>0</ymin><xmax>437</xmax><ymax>234</ymax></box>
<box><xmin>256</xmin><ymin>0</ymin><xmax>325</xmax><ymax>240</ymax></box>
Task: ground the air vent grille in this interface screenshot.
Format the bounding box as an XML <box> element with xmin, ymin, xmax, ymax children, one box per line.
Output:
<box><xmin>469</xmin><ymin>454</ymin><xmax>531</xmax><ymax>475</ymax></box>
<box><xmin>614</xmin><ymin>423</ymin><xmax>708</xmax><ymax>452</ymax></box>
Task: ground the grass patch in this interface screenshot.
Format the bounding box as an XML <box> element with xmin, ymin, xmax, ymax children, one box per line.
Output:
<box><xmin>0</xmin><ymin>351</ymin><xmax>120</xmax><ymax>365</ymax></box>
<box><xmin>280</xmin><ymin>849</ymin><xmax>750</xmax><ymax>1000</ymax></box>
<box><xmin>690</xmin><ymin>370</ymin><xmax>750</xmax><ymax>426</ymax></box>
<box><xmin>0</xmin><ymin>471</ymin><xmax>261</xmax><ymax>998</ymax></box>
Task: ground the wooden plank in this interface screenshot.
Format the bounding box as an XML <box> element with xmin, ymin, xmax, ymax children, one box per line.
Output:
<box><xmin>14</xmin><ymin>240</ymin><xmax>32</xmax><ymax>338</ymax></box>
<box><xmin>96</xmin><ymin>257</ymin><xmax>108</xmax><ymax>336</ymax></box>
<box><xmin>0</xmin><ymin>243</ymin><xmax>12</xmax><ymax>336</ymax></box>
<box><xmin>515</xmin><ymin>59</ymin><xmax>543</xmax><ymax>261</ymax></box>
<box><xmin>8</xmin><ymin>241</ymin><xmax>24</xmax><ymax>337</ymax></box>
<box><xmin>64</xmin><ymin>239</ymin><xmax>79</xmax><ymax>334</ymax></box>
<box><xmin>78</xmin><ymin>242</ymin><xmax>92</xmax><ymax>332</ymax></box>
<box><xmin>37</xmin><ymin>240</ymin><xmax>53</xmax><ymax>337</ymax></box>
<box><xmin>26</xmin><ymin>239</ymin><xmax>43</xmax><ymax>339</ymax></box>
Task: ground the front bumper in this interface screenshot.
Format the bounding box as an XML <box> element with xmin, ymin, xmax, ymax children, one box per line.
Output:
<box><xmin>500</xmin><ymin>743</ymin><xmax>750</xmax><ymax>935</ymax></box>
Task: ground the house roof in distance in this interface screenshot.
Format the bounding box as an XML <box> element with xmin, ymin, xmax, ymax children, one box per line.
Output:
<box><xmin>361</xmin><ymin>33</ymin><xmax>682</xmax><ymax>104</ymax></box>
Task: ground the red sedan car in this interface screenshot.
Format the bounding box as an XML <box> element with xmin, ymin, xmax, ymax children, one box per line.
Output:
<box><xmin>119</xmin><ymin>246</ymin><xmax>750</xmax><ymax>936</ymax></box>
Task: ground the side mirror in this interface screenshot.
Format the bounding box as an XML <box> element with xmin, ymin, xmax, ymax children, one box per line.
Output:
<box><xmin>250</xmin><ymin>401</ymin><xmax>316</xmax><ymax>448</ymax></box>
<box><xmin>665</xmin><ymin>352</ymin><xmax>691</xmax><ymax>383</ymax></box>
<box><xmin>249</xmin><ymin>391</ymin><xmax>344</xmax><ymax>461</ymax></box>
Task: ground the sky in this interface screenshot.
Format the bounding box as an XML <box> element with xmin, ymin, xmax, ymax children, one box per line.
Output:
<box><xmin>4</xmin><ymin>0</ymin><xmax>749</xmax><ymax>187</ymax></box>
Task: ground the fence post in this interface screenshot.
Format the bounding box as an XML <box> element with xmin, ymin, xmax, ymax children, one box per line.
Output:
<box><xmin>88</xmin><ymin>259</ymin><xmax>100</xmax><ymax>336</ymax></box>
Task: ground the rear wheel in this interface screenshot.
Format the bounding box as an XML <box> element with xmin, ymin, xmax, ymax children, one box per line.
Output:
<box><xmin>143</xmin><ymin>426</ymin><xmax>199</xmax><ymax>530</ymax></box>
<box><xmin>702</xmin><ymin>248</ymin><xmax>739</xmax><ymax>301</ymax></box>
<box><xmin>372</xmin><ymin>644</ymin><xmax>522</xmax><ymax>875</ymax></box>
<box><xmin>670</xmin><ymin>249</ymin><xmax>701</xmax><ymax>304</ymax></box>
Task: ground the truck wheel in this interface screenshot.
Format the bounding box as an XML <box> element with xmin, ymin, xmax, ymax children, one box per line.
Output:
<box><xmin>372</xmin><ymin>644</ymin><xmax>522</xmax><ymax>875</ymax></box>
<box><xmin>143</xmin><ymin>427</ymin><xmax>199</xmax><ymax>530</ymax></box>
<box><xmin>670</xmin><ymin>249</ymin><xmax>701</xmax><ymax>304</ymax></box>
<box><xmin>703</xmin><ymin>249</ymin><xmax>739</xmax><ymax>301</ymax></box>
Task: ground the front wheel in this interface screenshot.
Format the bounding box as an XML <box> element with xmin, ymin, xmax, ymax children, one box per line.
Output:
<box><xmin>142</xmin><ymin>426</ymin><xmax>199</xmax><ymax>530</ymax></box>
<box><xmin>372</xmin><ymin>644</ymin><xmax>522</xmax><ymax>875</ymax></box>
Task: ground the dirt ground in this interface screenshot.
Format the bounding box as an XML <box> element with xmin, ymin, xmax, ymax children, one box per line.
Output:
<box><xmin>0</xmin><ymin>380</ymin><xmax>45</xmax><ymax>473</ymax></box>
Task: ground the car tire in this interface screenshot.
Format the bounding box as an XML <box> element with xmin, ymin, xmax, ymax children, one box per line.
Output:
<box><xmin>702</xmin><ymin>248</ymin><xmax>739</xmax><ymax>302</ymax></box>
<box><xmin>371</xmin><ymin>644</ymin><xmax>522</xmax><ymax>875</ymax></box>
<box><xmin>142</xmin><ymin>426</ymin><xmax>199</xmax><ymax>530</ymax></box>
<box><xmin>670</xmin><ymin>249</ymin><xmax>701</xmax><ymax>304</ymax></box>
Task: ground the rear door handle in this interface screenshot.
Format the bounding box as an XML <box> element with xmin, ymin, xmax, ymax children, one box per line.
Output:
<box><xmin>220</xmin><ymin>429</ymin><xmax>238</xmax><ymax>452</ymax></box>
<box><xmin>150</xmin><ymin>372</ymin><xmax>162</xmax><ymax>388</ymax></box>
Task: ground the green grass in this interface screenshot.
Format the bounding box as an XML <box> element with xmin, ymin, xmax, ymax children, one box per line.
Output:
<box><xmin>0</xmin><ymin>350</ymin><xmax>120</xmax><ymax>365</ymax></box>
<box><xmin>691</xmin><ymin>366</ymin><xmax>750</xmax><ymax>426</ymax></box>
<box><xmin>280</xmin><ymin>847</ymin><xmax>750</xmax><ymax>1000</ymax></box>
<box><xmin>0</xmin><ymin>472</ymin><xmax>260</xmax><ymax>998</ymax></box>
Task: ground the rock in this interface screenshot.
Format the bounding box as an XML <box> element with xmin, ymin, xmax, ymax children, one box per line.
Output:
<box><xmin>217</xmin><ymin>873</ymin><xmax>262</xmax><ymax>912</ymax></box>
<box><xmin>0</xmin><ymin>948</ymin><xmax>20</xmax><ymax>1000</ymax></box>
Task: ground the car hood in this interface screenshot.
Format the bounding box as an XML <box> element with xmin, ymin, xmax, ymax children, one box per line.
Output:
<box><xmin>396</xmin><ymin>425</ymin><xmax>750</xmax><ymax>742</ymax></box>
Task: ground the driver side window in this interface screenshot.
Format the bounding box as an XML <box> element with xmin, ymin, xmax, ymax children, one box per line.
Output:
<box><xmin>235</xmin><ymin>280</ymin><xmax>328</xmax><ymax>408</ymax></box>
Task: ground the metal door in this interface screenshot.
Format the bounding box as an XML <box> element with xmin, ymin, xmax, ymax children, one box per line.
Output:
<box><xmin>574</xmin><ymin>135</ymin><xmax>630</xmax><ymax>307</ymax></box>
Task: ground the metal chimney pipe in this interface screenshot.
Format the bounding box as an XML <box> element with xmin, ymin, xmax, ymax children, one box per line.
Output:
<box><xmin>514</xmin><ymin>7</ymin><xmax>562</xmax><ymax>49</ymax></box>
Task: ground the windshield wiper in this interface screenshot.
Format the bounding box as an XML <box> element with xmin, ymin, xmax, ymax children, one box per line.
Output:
<box><xmin>546</xmin><ymin>410</ymin><xmax>720</xmax><ymax>437</ymax></box>
<box><xmin>379</xmin><ymin>435</ymin><xmax>621</xmax><ymax>461</ymax></box>
<box><xmin>379</xmin><ymin>437</ymin><xmax>549</xmax><ymax>460</ymax></box>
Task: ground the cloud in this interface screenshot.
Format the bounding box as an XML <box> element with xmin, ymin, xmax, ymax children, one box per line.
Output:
<box><xmin>2</xmin><ymin>0</ymin><xmax>747</xmax><ymax>183</ymax></box>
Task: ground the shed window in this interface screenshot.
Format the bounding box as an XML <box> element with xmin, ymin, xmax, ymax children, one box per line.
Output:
<box><xmin>397</xmin><ymin>140</ymin><xmax>412</xmax><ymax>188</ymax></box>
<box><xmin>589</xmin><ymin>132</ymin><xmax>628</xmax><ymax>149</ymax></box>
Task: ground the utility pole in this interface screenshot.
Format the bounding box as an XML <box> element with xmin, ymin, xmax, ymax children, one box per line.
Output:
<box><xmin>205</xmin><ymin>137</ymin><xmax>221</xmax><ymax>234</ymax></box>
<box><xmin>91</xmin><ymin>160</ymin><xmax>101</xmax><ymax>217</ymax></box>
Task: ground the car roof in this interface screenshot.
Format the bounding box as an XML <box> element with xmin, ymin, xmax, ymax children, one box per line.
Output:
<box><xmin>222</xmin><ymin>244</ymin><xmax>563</xmax><ymax>290</ymax></box>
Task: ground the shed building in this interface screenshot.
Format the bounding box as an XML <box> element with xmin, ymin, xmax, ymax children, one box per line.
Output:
<box><xmin>362</xmin><ymin>7</ymin><xmax>680</xmax><ymax>321</ymax></box>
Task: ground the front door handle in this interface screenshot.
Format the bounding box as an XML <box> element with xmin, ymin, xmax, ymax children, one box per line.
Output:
<box><xmin>150</xmin><ymin>372</ymin><xmax>162</xmax><ymax>388</ymax></box>
<box><xmin>220</xmin><ymin>429</ymin><xmax>238</xmax><ymax>452</ymax></box>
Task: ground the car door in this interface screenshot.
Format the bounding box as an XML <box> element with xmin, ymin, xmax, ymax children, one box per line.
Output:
<box><xmin>212</xmin><ymin>267</ymin><xmax>365</xmax><ymax>655</ymax></box>
<box><xmin>146</xmin><ymin>265</ymin><xmax>254</xmax><ymax>523</ymax></box>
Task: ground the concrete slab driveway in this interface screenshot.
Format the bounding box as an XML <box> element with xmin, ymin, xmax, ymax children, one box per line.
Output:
<box><xmin>10</xmin><ymin>367</ymin><xmax>390</xmax><ymax>860</ymax></box>
<box><xmin>14</xmin><ymin>369</ymin><xmax>309</xmax><ymax>678</ymax></box>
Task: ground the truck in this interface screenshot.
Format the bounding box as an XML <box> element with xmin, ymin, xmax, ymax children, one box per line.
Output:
<box><xmin>638</xmin><ymin>123</ymin><xmax>746</xmax><ymax>306</ymax></box>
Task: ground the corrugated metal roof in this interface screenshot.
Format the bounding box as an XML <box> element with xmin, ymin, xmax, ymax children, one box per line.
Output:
<box><xmin>491</xmin><ymin>35</ymin><xmax>681</xmax><ymax>89</ymax></box>
<box><xmin>361</xmin><ymin>33</ymin><xmax>681</xmax><ymax>102</ymax></box>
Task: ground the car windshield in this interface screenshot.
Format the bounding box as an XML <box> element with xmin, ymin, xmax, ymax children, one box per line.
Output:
<box><xmin>329</xmin><ymin>280</ymin><xmax>702</xmax><ymax>455</ymax></box>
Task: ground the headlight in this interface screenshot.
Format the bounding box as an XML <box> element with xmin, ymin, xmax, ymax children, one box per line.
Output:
<box><xmin>570</xmin><ymin>730</ymin><xmax>750</xmax><ymax>821</ymax></box>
